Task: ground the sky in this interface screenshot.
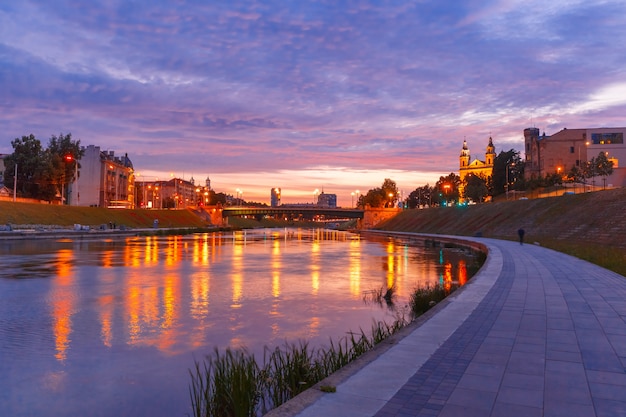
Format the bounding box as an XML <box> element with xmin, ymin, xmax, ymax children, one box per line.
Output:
<box><xmin>2</xmin><ymin>0</ymin><xmax>626</xmax><ymax>206</ymax></box>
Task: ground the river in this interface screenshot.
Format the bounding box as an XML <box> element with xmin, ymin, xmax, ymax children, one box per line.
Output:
<box><xmin>0</xmin><ymin>228</ymin><xmax>479</xmax><ymax>417</ymax></box>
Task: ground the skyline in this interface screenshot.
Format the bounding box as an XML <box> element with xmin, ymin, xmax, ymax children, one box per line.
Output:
<box><xmin>2</xmin><ymin>1</ymin><xmax>626</xmax><ymax>206</ymax></box>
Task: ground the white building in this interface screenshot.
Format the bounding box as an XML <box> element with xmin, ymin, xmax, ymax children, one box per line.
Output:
<box><xmin>69</xmin><ymin>145</ymin><xmax>135</xmax><ymax>208</ymax></box>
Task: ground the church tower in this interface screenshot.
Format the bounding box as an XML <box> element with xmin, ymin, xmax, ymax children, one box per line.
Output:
<box><xmin>485</xmin><ymin>136</ymin><xmax>495</xmax><ymax>166</ymax></box>
<box><xmin>460</xmin><ymin>140</ymin><xmax>470</xmax><ymax>168</ymax></box>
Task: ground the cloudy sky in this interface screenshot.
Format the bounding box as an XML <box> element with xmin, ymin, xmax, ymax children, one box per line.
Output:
<box><xmin>2</xmin><ymin>1</ymin><xmax>625</xmax><ymax>205</ymax></box>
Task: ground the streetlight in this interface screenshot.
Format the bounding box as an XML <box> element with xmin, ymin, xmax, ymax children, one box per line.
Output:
<box><xmin>443</xmin><ymin>184</ymin><xmax>451</xmax><ymax>206</ymax></box>
<box><xmin>578</xmin><ymin>141</ymin><xmax>590</xmax><ymax>193</ymax></box>
<box><xmin>236</xmin><ymin>188</ymin><xmax>242</xmax><ymax>206</ymax></box>
<box><xmin>63</xmin><ymin>154</ymin><xmax>78</xmax><ymax>205</ymax></box>
<box><xmin>506</xmin><ymin>162</ymin><xmax>515</xmax><ymax>200</ymax></box>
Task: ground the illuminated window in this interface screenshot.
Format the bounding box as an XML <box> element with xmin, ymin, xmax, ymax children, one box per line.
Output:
<box><xmin>591</xmin><ymin>133</ymin><xmax>624</xmax><ymax>145</ymax></box>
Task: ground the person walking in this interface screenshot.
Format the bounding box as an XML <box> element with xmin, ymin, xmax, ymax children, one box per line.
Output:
<box><xmin>517</xmin><ymin>228</ymin><xmax>525</xmax><ymax>245</ymax></box>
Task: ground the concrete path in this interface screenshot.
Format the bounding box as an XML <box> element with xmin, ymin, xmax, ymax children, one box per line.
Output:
<box><xmin>290</xmin><ymin>237</ymin><xmax>626</xmax><ymax>417</ymax></box>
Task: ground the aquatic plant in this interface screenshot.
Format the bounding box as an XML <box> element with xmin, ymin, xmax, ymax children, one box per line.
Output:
<box><xmin>409</xmin><ymin>284</ymin><xmax>449</xmax><ymax>317</ymax></box>
<box><xmin>189</xmin><ymin>283</ymin><xmax>464</xmax><ymax>416</ymax></box>
<box><xmin>189</xmin><ymin>347</ymin><xmax>261</xmax><ymax>417</ymax></box>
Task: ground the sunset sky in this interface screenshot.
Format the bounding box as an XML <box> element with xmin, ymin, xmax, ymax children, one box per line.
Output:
<box><xmin>2</xmin><ymin>1</ymin><xmax>626</xmax><ymax>206</ymax></box>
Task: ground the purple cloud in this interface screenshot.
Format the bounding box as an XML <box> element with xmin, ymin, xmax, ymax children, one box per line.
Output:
<box><xmin>1</xmin><ymin>0</ymin><xmax>625</xmax><ymax>204</ymax></box>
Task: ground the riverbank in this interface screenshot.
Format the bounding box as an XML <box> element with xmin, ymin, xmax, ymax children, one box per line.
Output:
<box><xmin>2</xmin><ymin>189</ymin><xmax>624</xmax><ymax>276</ymax></box>
<box><xmin>0</xmin><ymin>201</ymin><xmax>210</xmax><ymax>229</ymax></box>
<box><xmin>282</xmin><ymin>234</ymin><xmax>626</xmax><ymax>417</ymax></box>
<box><xmin>376</xmin><ymin>187</ymin><xmax>626</xmax><ymax>277</ymax></box>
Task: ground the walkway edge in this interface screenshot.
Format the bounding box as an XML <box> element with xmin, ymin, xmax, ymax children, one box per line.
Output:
<box><xmin>266</xmin><ymin>233</ymin><xmax>501</xmax><ymax>417</ymax></box>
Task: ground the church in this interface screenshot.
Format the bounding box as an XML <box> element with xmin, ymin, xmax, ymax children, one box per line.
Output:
<box><xmin>459</xmin><ymin>136</ymin><xmax>495</xmax><ymax>198</ymax></box>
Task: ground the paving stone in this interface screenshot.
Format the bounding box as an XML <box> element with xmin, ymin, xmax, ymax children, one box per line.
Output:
<box><xmin>295</xmin><ymin>237</ymin><xmax>626</xmax><ymax>417</ymax></box>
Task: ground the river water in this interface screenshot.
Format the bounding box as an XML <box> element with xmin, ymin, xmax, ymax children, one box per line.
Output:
<box><xmin>0</xmin><ymin>228</ymin><xmax>479</xmax><ymax>417</ymax></box>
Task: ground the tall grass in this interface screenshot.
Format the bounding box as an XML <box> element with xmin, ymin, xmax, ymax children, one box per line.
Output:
<box><xmin>189</xmin><ymin>284</ymin><xmax>455</xmax><ymax>417</ymax></box>
<box><xmin>189</xmin><ymin>348</ymin><xmax>261</xmax><ymax>417</ymax></box>
<box><xmin>409</xmin><ymin>283</ymin><xmax>449</xmax><ymax>316</ymax></box>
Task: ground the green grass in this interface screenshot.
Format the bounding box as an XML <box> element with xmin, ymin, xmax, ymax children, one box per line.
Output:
<box><xmin>377</xmin><ymin>188</ymin><xmax>626</xmax><ymax>277</ymax></box>
<box><xmin>0</xmin><ymin>201</ymin><xmax>209</xmax><ymax>229</ymax></box>
<box><xmin>538</xmin><ymin>239</ymin><xmax>626</xmax><ymax>277</ymax></box>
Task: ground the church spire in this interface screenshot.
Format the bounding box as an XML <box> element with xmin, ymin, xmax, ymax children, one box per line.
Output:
<box><xmin>460</xmin><ymin>139</ymin><xmax>470</xmax><ymax>167</ymax></box>
<box><xmin>485</xmin><ymin>136</ymin><xmax>495</xmax><ymax>166</ymax></box>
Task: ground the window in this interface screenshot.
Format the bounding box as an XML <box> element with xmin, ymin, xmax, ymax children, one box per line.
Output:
<box><xmin>591</xmin><ymin>132</ymin><xmax>624</xmax><ymax>144</ymax></box>
<box><xmin>570</xmin><ymin>146</ymin><xmax>575</xmax><ymax>153</ymax></box>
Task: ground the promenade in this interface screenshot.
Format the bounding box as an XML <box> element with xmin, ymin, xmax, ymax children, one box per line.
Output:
<box><xmin>276</xmin><ymin>236</ymin><xmax>626</xmax><ymax>417</ymax></box>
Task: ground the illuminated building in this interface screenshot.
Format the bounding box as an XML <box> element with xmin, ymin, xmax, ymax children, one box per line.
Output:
<box><xmin>524</xmin><ymin>127</ymin><xmax>625</xmax><ymax>186</ymax></box>
<box><xmin>271</xmin><ymin>188</ymin><xmax>281</xmax><ymax>207</ymax></box>
<box><xmin>459</xmin><ymin>136</ymin><xmax>495</xmax><ymax>198</ymax></box>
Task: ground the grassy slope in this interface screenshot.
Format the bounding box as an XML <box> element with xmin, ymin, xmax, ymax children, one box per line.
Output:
<box><xmin>375</xmin><ymin>188</ymin><xmax>626</xmax><ymax>277</ymax></box>
<box><xmin>0</xmin><ymin>201</ymin><xmax>209</xmax><ymax>229</ymax></box>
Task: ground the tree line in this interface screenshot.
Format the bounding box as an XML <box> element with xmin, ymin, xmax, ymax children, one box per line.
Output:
<box><xmin>358</xmin><ymin>149</ymin><xmax>614</xmax><ymax>209</ymax></box>
<box><xmin>3</xmin><ymin>133</ymin><xmax>83</xmax><ymax>203</ymax></box>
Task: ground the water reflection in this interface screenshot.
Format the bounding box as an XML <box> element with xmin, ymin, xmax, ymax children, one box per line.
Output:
<box><xmin>51</xmin><ymin>250</ymin><xmax>74</xmax><ymax>362</ymax></box>
<box><xmin>0</xmin><ymin>229</ymin><xmax>481</xmax><ymax>417</ymax></box>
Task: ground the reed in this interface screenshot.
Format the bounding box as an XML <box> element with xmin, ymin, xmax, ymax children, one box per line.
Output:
<box><xmin>189</xmin><ymin>284</ymin><xmax>460</xmax><ymax>416</ymax></box>
<box><xmin>189</xmin><ymin>347</ymin><xmax>261</xmax><ymax>417</ymax></box>
<box><xmin>409</xmin><ymin>283</ymin><xmax>450</xmax><ymax>317</ymax></box>
<box><xmin>190</xmin><ymin>318</ymin><xmax>408</xmax><ymax>416</ymax></box>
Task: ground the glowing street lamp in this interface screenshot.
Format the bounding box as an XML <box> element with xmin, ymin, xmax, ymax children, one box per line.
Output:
<box><xmin>236</xmin><ymin>188</ymin><xmax>243</xmax><ymax>205</ymax></box>
<box><xmin>63</xmin><ymin>154</ymin><xmax>78</xmax><ymax>205</ymax></box>
<box><xmin>443</xmin><ymin>184</ymin><xmax>451</xmax><ymax>206</ymax></box>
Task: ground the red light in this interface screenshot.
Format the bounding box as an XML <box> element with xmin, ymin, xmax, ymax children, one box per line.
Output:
<box><xmin>64</xmin><ymin>155</ymin><xmax>74</xmax><ymax>162</ymax></box>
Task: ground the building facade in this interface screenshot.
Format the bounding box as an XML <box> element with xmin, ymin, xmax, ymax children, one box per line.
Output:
<box><xmin>271</xmin><ymin>188</ymin><xmax>281</xmax><ymax>207</ymax></box>
<box><xmin>459</xmin><ymin>137</ymin><xmax>495</xmax><ymax>198</ymax></box>
<box><xmin>316</xmin><ymin>192</ymin><xmax>337</xmax><ymax>208</ymax></box>
<box><xmin>524</xmin><ymin>127</ymin><xmax>625</xmax><ymax>187</ymax></box>
<box><xmin>69</xmin><ymin>145</ymin><xmax>135</xmax><ymax>208</ymax></box>
<box><xmin>140</xmin><ymin>177</ymin><xmax>198</xmax><ymax>209</ymax></box>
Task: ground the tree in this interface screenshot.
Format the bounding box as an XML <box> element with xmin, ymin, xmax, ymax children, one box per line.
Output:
<box><xmin>492</xmin><ymin>149</ymin><xmax>523</xmax><ymax>197</ymax></box>
<box><xmin>463</xmin><ymin>174</ymin><xmax>489</xmax><ymax>203</ymax></box>
<box><xmin>3</xmin><ymin>134</ymin><xmax>46</xmax><ymax>199</ymax></box>
<box><xmin>434</xmin><ymin>173</ymin><xmax>461</xmax><ymax>206</ymax></box>
<box><xmin>360</xmin><ymin>178</ymin><xmax>399</xmax><ymax>208</ymax></box>
<box><xmin>3</xmin><ymin>133</ymin><xmax>84</xmax><ymax>202</ymax></box>
<box><xmin>406</xmin><ymin>184</ymin><xmax>433</xmax><ymax>208</ymax></box>
<box><xmin>593</xmin><ymin>151</ymin><xmax>614</xmax><ymax>190</ymax></box>
<box><xmin>46</xmin><ymin>133</ymin><xmax>84</xmax><ymax>204</ymax></box>
<box><xmin>566</xmin><ymin>165</ymin><xmax>585</xmax><ymax>192</ymax></box>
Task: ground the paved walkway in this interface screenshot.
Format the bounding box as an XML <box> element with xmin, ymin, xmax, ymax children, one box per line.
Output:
<box><xmin>286</xmin><ymin>236</ymin><xmax>626</xmax><ymax>417</ymax></box>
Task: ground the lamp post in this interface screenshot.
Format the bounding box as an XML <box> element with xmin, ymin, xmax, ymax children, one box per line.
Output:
<box><xmin>443</xmin><ymin>184</ymin><xmax>451</xmax><ymax>206</ymax></box>
<box><xmin>13</xmin><ymin>163</ymin><xmax>17</xmax><ymax>202</ymax></box>
<box><xmin>235</xmin><ymin>188</ymin><xmax>243</xmax><ymax>206</ymax></box>
<box><xmin>505</xmin><ymin>162</ymin><xmax>515</xmax><ymax>201</ymax></box>
<box><xmin>351</xmin><ymin>192</ymin><xmax>355</xmax><ymax>208</ymax></box>
<box><xmin>63</xmin><ymin>154</ymin><xmax>77</xmax><ymax>205</ymax></box>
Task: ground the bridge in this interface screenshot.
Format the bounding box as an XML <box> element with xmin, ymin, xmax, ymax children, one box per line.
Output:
<box><xmin>221</xmin><ymin>206</ymin><xmax>365</xmax><ymax>221</ymax></box>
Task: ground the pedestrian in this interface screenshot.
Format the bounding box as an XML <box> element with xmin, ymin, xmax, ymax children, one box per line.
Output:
<box><xmin>517</xmin><ymin>228</ymin><xmax>525</xmax><ymax>245</ymax></box>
